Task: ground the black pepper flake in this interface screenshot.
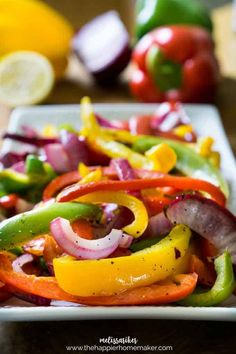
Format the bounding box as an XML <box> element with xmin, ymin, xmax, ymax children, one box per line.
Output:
<box><xmin>174</xmin><ymin>247</ymin><xmax>181</xmax><ymax>259</ymax></box>
<box><xmin>174</xmin><ymin>280</ymin><xmax>181</xmax><ymax>286</ymax></box>
<box><xmin>111</xmin><ymin>261</ymin><xmax>114</xmax><ymax>265</ymax></box>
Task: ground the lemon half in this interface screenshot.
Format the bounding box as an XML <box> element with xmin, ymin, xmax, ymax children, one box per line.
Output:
<box><xmin>0</xmin><ymin>51</ymin><xmax>55</xmax><ymax>106</ymax></box>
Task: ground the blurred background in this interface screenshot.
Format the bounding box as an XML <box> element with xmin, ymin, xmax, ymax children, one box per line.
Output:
<box><xmin>0</xmin><ymin>0</ymin><xmax>235</xmax><ymax>152</ymax></box>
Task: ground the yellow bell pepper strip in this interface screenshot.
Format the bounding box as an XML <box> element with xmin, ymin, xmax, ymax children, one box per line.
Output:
<box><xmin>0</xmin><ymin>253</ymin><xmax>197</xmax><ymax>305</ymax></box>
<box><xmin>145</xmin><ymin>143</ymin><xmax>177</xmax><ymax>173</ymax></box>
<box><xmin>76</xmin><ymin>191</ymin><xmax>148</xmax><ymax>237</ymax></box>
<box><xmin>79</xmin><ymin>168</ymin><xmax>103</xmax><ymax>185</ymax></box>
<box><xmin>80</xmin><ymin>97</ymin><xmax>175</xmax><ymax>172</ymax></box>
<box><xmin>179</xmin><ymin>252</ymin><xmax>235</xmax><ymax>306</ymax></box>
<box><xmin>53</xmin><ymin>224</ymin><xmax>191</xmax><ymax>296</ymax></box>
<box><xmin>173</xmin><ymin>124</ymin><xmax>193</xmax><ymax>138</ymax></box>
<box><xmin>197</xmin><ymin>136</ymin><xmax>214</xmax><ymax>157</ymax></box>
<box><xmin>133</xmin><ymin>136</ymin><xmax>229</xmax><ymax>197</ymax></box>
<box><xmin>78</xmin><ymin>162</ymin><xmax>90</xmax><ymax>177</ymax></box>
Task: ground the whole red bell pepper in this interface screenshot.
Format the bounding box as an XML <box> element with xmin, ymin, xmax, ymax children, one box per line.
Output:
<box><xmin>130</xmin><ymin>25</ymin><xmax>219</xmax><ymax>103</ymax></box>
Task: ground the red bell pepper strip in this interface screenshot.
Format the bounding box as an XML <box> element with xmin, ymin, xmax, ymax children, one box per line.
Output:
<box><xmin>0</xmin><ymin>194</ymin><xmax>18</xmax><ymax>209</ymax></box>
<box><xmin>71</xmin><ymin>219</ymin><xmax>94</xmax><ymax>240</ymax></box>
<box><xmin>0</xmin><ymin>254</ymin><xmax>197</xmax><ymax>305</ymax></box>
<box><xmin>57</xmin><ymin>176</ymin><xmax>225</xmax><ymax>206</ymax></box>
<box><xmin>142</xmin><ymin>194</ymin><xmax>172</xmax><ymax>216</ymax></box>
<box><xmin>43</xmin><ymin>171</ymin><xmax>81</xmax><ymax>201</ymax></box>
<box><xmin>130</xmin><ymin>26</ymin><xmax>219</xmax><ymax>103</ymax></box>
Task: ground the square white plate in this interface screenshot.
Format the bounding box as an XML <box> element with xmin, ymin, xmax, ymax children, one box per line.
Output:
<box><xmin>0</xmin><ymin>103</ymin><xmax>236</xmax><ymax>322</ymax></box>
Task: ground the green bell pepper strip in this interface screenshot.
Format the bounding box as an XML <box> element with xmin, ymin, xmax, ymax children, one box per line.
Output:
<box><xmin>25</xmin><ymin>155</ymin><xmax>46</xmax><ymax>176</ymax></box>
<box><xmin>0</xmin><ymin>159</ymin><xmax>57</xmax><ymax>202</ymax></box>
<box><xmin>136</xmin><ymin>0</ymin><xmax>213</xmax><ymax>39</ymax></box>
<box><xmin>0</xmin><ymin>202</ymin><xmax>101</xmax><ymax>250</ymax></box>
<box><xmin>130</xmin><ymin>236</ymin><xmax>162</xmax><ymax>252</ymax></box>
<box><xmin>179</xmin><ymin>252</ymin><xmax>235</xmax><ymax>306</ymax></box>
<box><xmin>133</xmin><ymin>136</ymin><xmax>229</xmax><ymax>198</ymax></box>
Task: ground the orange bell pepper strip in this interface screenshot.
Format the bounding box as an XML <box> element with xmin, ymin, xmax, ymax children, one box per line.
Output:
<box><xmin>0</xmin><ymin>287</ymin><xmax>11</xmax><ymax>303</ymax></box>
<box><xmin>43</xmin><ymin>235</ymin><xmax>63</xmax><ymax>272</ymax></box>
<box><xmin>82</xmin><ymin>273</ymin><xmax>198</xmax><ymax>305</ymax></box>
<box><xmin>57</xmin><ymin>176</ymin><xmax>225</xmax><ymax>206</ymax></box>
<box><xmin>189</xmin><ymin>255</ymin><xmax>216</xmax><ymax>287</ymax></box>
<box><xmin>0</xmin><ymin>254</ymin><xmax>197</xmax><ymax>305</ymax></box>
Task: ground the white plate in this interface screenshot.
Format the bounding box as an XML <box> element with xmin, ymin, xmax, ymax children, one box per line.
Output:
<box><xmin>0</xmin><ymin>103</ymin><xmax>236</xmax><ymax>322</ymax></box>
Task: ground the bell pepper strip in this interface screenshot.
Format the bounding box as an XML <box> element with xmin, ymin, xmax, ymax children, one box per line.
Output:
<box><xmin>77</xmin><ymin>273</ymin><xmax>198</xmax><ymax>306</ymax></box>
<box><xmin>79</xmin><ymin>168</ymin><xmax>103</xmax><ymax>185</ymax></box>
<box><xmin>144</xmin><ymin>143</ymin><xmax>177</xmax><ymax>173</ymax></box>
<box><xmin>200</xmin><ymin>238</ymin><xmax>218</xmax><ymax>261</ymax></box>
<box><xmin>0</xmin><ymin>194</ymin><xmax>18</xmax><ymax>209</ymax></box>
<box><xmin>0</xmin><ymin>284</ymin><xmax>11</xmax><ymax>303</ymax></box>
<box><xmin>43</xmin><ymin>171</ymin><xmax>81</xmax><ymax>201</ymax></box>
<box><xmin>80</xmin><ymin>107</ymin><xmax>227</xmax><ymax>198</ymax></box>
<box><xmin>76</xmin><ymin>191</ymin><xmax>148</xmax><ymax>237</ymax></box>
<box><xmin>80</xmin><ymin>97</ymin><xmax>177</xmax><ymax>172</ymax></box>
<box><xmin>0</xmin><ymin>169</ymin><xmax>31</xmax><ymax>193</ymax></box>
<box><xmin>0</xmin><ymin>254</ymin><xmax>80</xmax><ymax>302</ymax></box>
<box><xmin>57</xmin><ymin>177</ymin><xmax>225</xmax><ymax>207</ymax></box>
<box><xmin>0</xmin><ymin>253</ymin><xmax>197</xmax><ymax>305</ymax></box>
<box><xmin>23</xmin><ymin>237</ymin><xmax>45</xmax><ymax>257</ymax></box>
<box><xmin>136</xmin><ymin>0</ymin><xmax>212</xmax><ymax>39</ymax></box>
<box><xmin>130</xmin><ymin>26</ymin><xmax>218</xmax><ymax>103</ymax></box>
<box><xmin>133</xmin><ymin>136</ymin><xmax>229</xmax><ymax>197</ymax></box>
<box><xmin>25</xmin><ymin>155</ymin><xmax>46</xmax><ymax>176</ymax></box>
<box><xmin>43</xmin><ymin>235</ymin><xmax>63</xmax><ymax>274</ymax></box>
<box><xmin>189</xmin><ymin>255</ymin><xmax>216</xmax><ymax>287</ymax></box>
<box><xmin>72</xmin><ymin>219</ymin><xmax>94</xmax><ymax>240</ymax></box>
<box><xmin>53</xmin><ymin>225</ymin><xmax>191</xmax><ymax>296</ymax></box>
<box><xmin>179</xmin><ymin>252</ymin><xmax>235</xmax><ymax>306</ymax></box>
<box><xmin>142</xmin><ymin>193</ymin><xmax>172</xmax><ymax>216</ymax></box>
<box><xmin>0</xmin><ymin>202</ymin><xmax>101</xmax><ymax>250</ymax></box>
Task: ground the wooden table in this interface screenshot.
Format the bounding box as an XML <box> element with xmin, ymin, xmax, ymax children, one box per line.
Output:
<box><xmin>0</xmin><ymin>4</ymin><xmax>236</xmax><ymax>354</ymax></box>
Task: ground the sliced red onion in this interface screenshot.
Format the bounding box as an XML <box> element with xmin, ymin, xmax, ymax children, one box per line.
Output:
<box><xmin>110</xmin><ymin>158</ymin><xmax>137</xmax><ymax>180</ymax></box>
<box><xmin>44</xmin><ymin>143</ymin><xmax>71</xmax><ymax>173</ymax></box>
<box><xmin>23</xmin><ymin>237</ymin><xmax>45</xmax><ymax>255</ymax></box>
<box><xmin>21</xmin><ymin>125</ymin><xmax>38</xmax><ymax>138</ymax></box>
<box><xmin>3</xmin><ymin>133</ymin><xmax>58</xmax><ymax>147</ymax></box>
<box><xmin>11</xmin><ymin>161</ymin><xmax>25</xmax><ymax>173</ymax></box>
<box><xmin>60</xmin><ymin>131</ymin><xmax>90</xmax><ymax>169</ymax></box>
<box><xmin>72</xmin><ymin>11</ymin><xmax>131</xmax><ymax>85</ymax></box>
<box><xmin>0</xmin><ymin>151</ymin><xmax>28</xmax><ymax>168</ymax></box>
<box><xmin>166</xmin><ymin>195</ymin><xmax>236</xmax><ymax>263</ymax></box>
<box><xmin>151</xmin><ymin>102</ymin><xmax>190</xmax><ymax>132</ymax></box>
<box><xmin>143</xmin><ymin>212</ymin><xmax>172</xmax><ymax>238</ymax></box>
<box><xmin>14</xmin><ymin>292</ymin><xmax>51</xmax><ymax>306</ymax></box>
<box><xmin>50</xmin><ymin>217</ymin><xmax>126</xmax><ymax>259</ymax></box>
<box><xmin>12</xmin><ymin>253</ymin><xmax>34</xmax><ymax>273</ymax></box>
<box><xmin>119</xmin><ymin>233</ymin><xmax>133</xmax><ymax>248</ymax></box>
<box><xmin>96</xmin><ymin>114</ymin><xmax>124</xmax><ymax>130</ymax></box>
<box><xmin>110</xmin><ymin>159</ymin><xmax>140</xmax><ymax>198</ymax></box>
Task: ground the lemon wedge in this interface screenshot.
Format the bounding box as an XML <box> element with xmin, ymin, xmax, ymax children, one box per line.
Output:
<box><xmin>0</xmin><ymin>51</ymin><xmax>54</xmax><ymax>106</ymax></box>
